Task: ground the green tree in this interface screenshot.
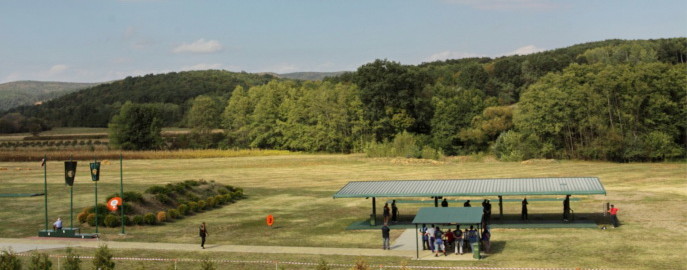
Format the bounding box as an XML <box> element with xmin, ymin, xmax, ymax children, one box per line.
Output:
<box><xmin>92</xmin><ymin>245</ymin><xmax>115</xmax><ymax>270</ymax></box>
<box><xmin>222</xmin><ymin>86</ymin><xmax>253</xmax><ymax>147</ymax></box>
<box><xmin>0</xmin><ymin>249</ymin><xmax>22</xmax><ymax>270</ymax></box>
<box><xmin>353</xmin><ymin>59</ymin><xmax>432</xmax><ymax>141</ymax></box>
<box><xmin>430</xmin><ymin>84</ymin><xmax>493</xmax><ymax>155</ymax></box>
<box><xmin>63</xmin><ymin>248</ymin><xmax>81</xmax><ymax>270</ymax></box>
<box><xmin>108</xmin><ymin>101</ymin><xmax>164</xmax><ymax>150</ymax></box>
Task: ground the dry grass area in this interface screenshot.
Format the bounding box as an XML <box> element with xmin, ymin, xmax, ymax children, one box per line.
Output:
<box><xmin>0</xmin><ymin>154</ymin><xmax>685</xmax><ymax>269</ymax></box>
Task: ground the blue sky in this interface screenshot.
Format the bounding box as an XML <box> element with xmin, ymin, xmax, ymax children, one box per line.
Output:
<box><xmin>1</xmin><ymin>0</ymin><xmax>685</xmax><ymax>83</ymax></box>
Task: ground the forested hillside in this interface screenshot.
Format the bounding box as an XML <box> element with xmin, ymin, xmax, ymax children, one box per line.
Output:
<box><xmin>0</xmin><ymin>81</ymin><xmax>99</xmax><ymax>111</ymax></box>
<box><xmin>3</xmin><ymin>38</ymin><xmax>685</xmax><ymax>161</ymax></box>
<box><xmin>7</xmin><ymin>70</ymin><xmax>276</xmax><ymax>127</ymax></box>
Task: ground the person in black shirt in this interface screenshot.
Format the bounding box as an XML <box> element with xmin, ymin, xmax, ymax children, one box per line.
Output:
<box><xmin>441</xmin><ymin>198</ymin><xmax>448</xmax><ymax>207</ymax></box>
<box><xmin>464</xmin><ymin>200</ymin><xmax>471</xmax><ymax>207</ymax></box>
<box><xmin>521</xmin><ymin>198</ymin><xmax>528</xmax><ymax>221</ymax></box>
<box><xmin>381</xmin><ymin>223</ymin><xmax>391</xmax><ymax>250</ymax></box>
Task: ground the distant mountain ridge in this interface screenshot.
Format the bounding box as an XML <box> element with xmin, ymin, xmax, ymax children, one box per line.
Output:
<box><xmin>277</xmin><ymin>71</ymin><xmax>348</xmax><ymax>81</ymax></box>
<box><xmin>0</xmin><ymin>81</ymin><xmax>100</xmax><ymax>111</ymax></box>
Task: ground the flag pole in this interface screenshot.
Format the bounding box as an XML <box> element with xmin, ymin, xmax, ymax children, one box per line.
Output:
<box><xmin>43</xmin><ymin>154</ymin><xmax>48</xmax><ymax>232</ymax></box>
<box><xmin>120</xmin><ymin>153</ymin><xmax>125</xmax><ymax>235</ymax></box>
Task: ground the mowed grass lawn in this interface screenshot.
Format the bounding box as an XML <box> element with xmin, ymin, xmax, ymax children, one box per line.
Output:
<box><xmin>0</xmin><ymin>154</ymin><xmax>685</xmax><ymax>269</ymax></box>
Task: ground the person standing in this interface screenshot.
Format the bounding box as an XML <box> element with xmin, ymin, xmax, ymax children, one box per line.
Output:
<box><xmin>563</xmin><ymin>195</ymin><xmax>571</xmax><ymax>222</ymax></box>
<box><xmin>199</xmin><ymin>222</ymin><xmax>208</xmax><ymax>249</ymax></box>
<box><xmin>608</xmin><ymin>204</ymin><xmax>619</xmax><ymax>228</ymax></box>
<box><xmin>441</xmin><ymin>198</ymin><xmax>449</xmax><ymax>207</ymax></box>
<box><xmin>445</xmin><ymin>228</ymin><xmax>455</xmax><ymax>252</ymax></box>
<box><xmin>485</xmin><ymin>200</ymin><xmax>492</xmax><ymax>224</ymax></box>
<box><xmin>426</xmin><ymin>224</ymin><xmax>436</xmax><ymax>251</ymax></box>
<box><xmin>420</xmin><ymin>224</ymin><xmax>430</xmax><ymax>250</ymax></box>
<box><xmin>464</xmin><ymin>200</ymin><xmax>471</xmax><ymax>207</ymax></box>
<box><xmin>454</xmin><ymin>225</ymin><xmax>464</xmax><ymax>255</ymax></box>
<box><xmin>383</xmin><ymin>203</ymin><xmax>391</xmax><ymax>224</ymax></box>
<box><xmin>391</xmin><ymin>200</ymin><xmax>399</xmax><ymax>223</ymax></box>
<box><xmin>381</xmin><ymin>223</ymin><xmax>391</xmax><ymax>250</ymax></box>
<box><xmin>481</xmin><ymin>227</ymin><xmax>491</xmax><ymax>253</ymax></box>
<box><xmin>433</xmin><ymin>226</ymin><xmax>445</xmax><ymax>256</ymax></box>
<box><xmin>521</xmin><ymin>198</ymin><xmax>528</xmax><ymax>221</ymax></box>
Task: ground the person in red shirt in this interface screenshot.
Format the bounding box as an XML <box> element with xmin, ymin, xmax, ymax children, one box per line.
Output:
<box><xmin>608</xmin><ymin>204</ymin><xmax>619</xmax><ymax>228</ymax></box>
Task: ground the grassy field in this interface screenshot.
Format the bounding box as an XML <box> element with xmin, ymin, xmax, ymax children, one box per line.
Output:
<box><xmin>0</xmin><ymin>154</ymin><xmax>685</xmax><ymax>269</ymax></box>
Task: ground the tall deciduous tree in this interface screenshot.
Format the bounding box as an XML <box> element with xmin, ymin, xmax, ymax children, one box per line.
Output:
<box><xmin>108</xmin><ymin>101</ymin><xmax>164</xmax><ymax>150</ymax></box>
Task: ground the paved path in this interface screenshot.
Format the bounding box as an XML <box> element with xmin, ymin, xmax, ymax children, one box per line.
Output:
<box><xmin>0</xmin><ymin>235</ymin><xmax>474</xmax><ymax>261</ymax></box>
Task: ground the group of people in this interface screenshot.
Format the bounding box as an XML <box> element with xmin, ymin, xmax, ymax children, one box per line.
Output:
<box><xmin>418</xmin><ymin>224</ymin><xmax>490</xmax><ymax>256</ymax></box>
<box><xmin>382</xmin><ymin>200</ymin><xmax>400</xmax><ymax>224</ymax></box>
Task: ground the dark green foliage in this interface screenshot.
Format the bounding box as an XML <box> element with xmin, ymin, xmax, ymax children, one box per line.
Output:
<box><xmin>108</xmin><ymin>101</ymin><xmax>164</xmax><ymax>150</ymax></box>
<box><xmin>7</xmin><ymin>70</ymin><xmax>275</xmax><ymax>127</ymax></box>
<box><xmin>167</xmin><ymin>209</ymin><xmax>180</xmax><ymax>219</ymax></box>
<box><xmin>177</xmin><ymin>203</ymin><xmax>189</xmax><ymax>215</ymax></box>
<box><xmin>103</xmin><ymin>214</ymin><xmax>120</xmax><ymax>227</ymax></box>
<box><xmin>143</xmin><ymin>213</ymin><xmax>157</xmax><ymax>225</ymax></box>
<box><xmin>28</xmin><ymin>252</ymin><xmax>52</xmax><ymax>270</ymax></box>
<box><xmin>86</xmin><ymin>213</ymin><xmax>104</xmax><ymax>226</ymax></box>
<box><xmin>145</xmin><ymin>185</ymin><xmax>169</xmax><ymax>195</ymax></box>
<box><xmin>92</xmin><ymin>245</ymin><xmax>115</xmax><ymax>270</ymax></box>
<box><xmin>155</xmin><ymin>194</ymin><xmax>173</xmax><ymax>205</ymax></box>
<box><xmin>0</xmin><ymin>249</ymin><xmax>22</xmax><ymax>270</ymax></box>
<box><xmin>132</xmin><ymin>215</ymin><xmax>144</xmax><ymax>225</ymax></box>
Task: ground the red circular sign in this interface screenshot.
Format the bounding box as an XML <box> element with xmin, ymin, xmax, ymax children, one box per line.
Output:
<box><xmin>266</xmin><ymin>215</ymin><xmax>274</xmax><ymax>226</ymax></box>
<box><xmin>107</xmin><ymin>197</ymin><xmax>122</xmax><ymax>212</ymax></box>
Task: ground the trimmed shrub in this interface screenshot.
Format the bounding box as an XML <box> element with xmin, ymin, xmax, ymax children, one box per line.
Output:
<box><xmin>145</xmin><ymin>185</ymin><xmax>168</xmax><ymax>194</ymax></box>
<box><xmin>155</xmin><ymin>193</ymin><xmax>173</xmax><ymax>205</ymax></box>
<box><xmin>77</xmin><ymin>211</ymin><xmax>89</xmax><ymax>224</ymax></box>
<box><xmin>177</xmin><ymin>203</ymin><xmax>189</xmax><ymax>216</ymax></box>
<box><xmin>215</xmin><ymin>195</ymin><xmax>225</xmax><ymax>204</ymax></box>
<box><xmin>84</xmin><ymin>204</ymin><xmax>109</xmax><ymax>215</ymax></box>
<box><xmin>103</xmin><ymin>214</ymin><xmax>120</xmax><ymax>228</ymax></box>
<box><xmin>86</xmin><ymin>213</ymin><xmax>104</xmax><ymax>226</ymax></box>
<box><xmin>197</xmin><ymin>200</ymin><xmax>207</xmax><ymax>211</ymax></box>
<box><xmin>187</xmin><ymin>201</ymin><xmax>198</xmax><ymax>213</ymax></box>
<box><xmin>206</xmin><ymin>197</ymin><xmax>217</xmax><ymax>208</ymax></box>
<box><xmin>143</xmin><ymin>213</ymin><xmax>157</xmax><ymax>225</ymax></box>
<box><xmin>132</xmin><ymin>215</ymin><xmax>144</xmax><ymax>225</ymax></box>
<box><xmin>156</xmin><ymin>211</ymin><xmax>167</xmax><ymax>223</ymax></box>
<box><xmin>122</xmin><ymin>215</ymin><xmax>132</xmax><ymax>226</ymax></box>
<box><xmin>167</xmin><ymin>209</ymin><xmax>180</xmax><ymax>220</ymax></box>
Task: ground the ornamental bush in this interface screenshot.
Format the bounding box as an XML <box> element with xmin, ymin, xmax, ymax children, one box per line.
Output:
<box><xmin>197</xmin><ymin>200</ymin><xmax>207</xmax><ymax>211</ymax></box>
<box><xmin>132</xmin><ymin>215</ymin><xmax>144</xmax><ymax>225</ymax></box>
<box><xmin>77</xmin><ymin>211</ymin><xmax>89</xmax><ymax>224</ymax></box>
<box><xmin>187</xmin><ymin>201</ymin><xmax>198</xmax><ymax>212</ymax></box>
<box><xmin>156</xmin><ymin>211</ymin><xmax>167</xmax><ymax>223</ymax></box>
<box><xmin>167</xmin><ymin>209</ymin><xmax>180</xmax><ymax>220</ymax></box>
<box><xmin>103</xmin><ymin>214</ymin><xmax>120</xmax><ymax>228</ymax></box>
<box><xmin>177</xmin><ymin>203</ymin><xmax>189</xmax><ymax>216</ymax></box>
<box><xmin>143</xmin><ymin>213</ymin><xmax>157</xmax><ymax>225</ymax></box>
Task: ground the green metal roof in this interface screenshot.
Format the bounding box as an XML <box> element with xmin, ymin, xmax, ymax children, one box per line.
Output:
<box><xmin>333</xmin><ymin>177</ymin><xmax>606</xmax><ymax>198</ymax></box>
<box><xmin>412</xmin><ymin>207</ymin><xmax>484</xmax><ymax>225</ymax></box>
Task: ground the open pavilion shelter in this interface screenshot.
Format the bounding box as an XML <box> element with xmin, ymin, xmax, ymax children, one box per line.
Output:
<box><xmin>333</xmin><ymin>177</ymin><xmax>606</xmax><ymax>225</ymax></box>
<box><xmin>412</xmin><ymin>207</ymin><xmax>484</xmax><ymax>258</ymax></box>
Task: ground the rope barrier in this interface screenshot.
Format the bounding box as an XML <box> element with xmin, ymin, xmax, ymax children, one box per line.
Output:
<box><xmin>14</xmin><ymin>252</ymin><xmax>610</xmax><ymax>270</ymax></box>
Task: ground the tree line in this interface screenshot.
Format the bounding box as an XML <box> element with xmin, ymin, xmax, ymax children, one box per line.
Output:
<box><xmin>6</xmin><ymin>38</ymin><xmax>687</xmax><ymax>161</ymax></box>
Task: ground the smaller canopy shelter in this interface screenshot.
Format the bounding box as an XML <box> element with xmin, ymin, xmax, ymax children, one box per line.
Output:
<box><xmin>411</xmin><ymin>207</ymin><xmax>484</xmax><ymax>258</ymax></box>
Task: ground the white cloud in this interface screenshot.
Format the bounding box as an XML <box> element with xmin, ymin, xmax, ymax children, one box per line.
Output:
<box><xmin>426</xmin><ymin>51</ymin><xmax>482</xmax><ymax>62</ymax></box>
<box><xmin>443</xmin><ymin>0</ymin><xmax>558</xmax><ymax>11</ymax></box>
<box><xmin>172</xmin><ymin>39</ymin><xmax>223</xmax><ymax>54</ymax></box>
<box><xmin>48</xmin><ymin>64</ymin><xmax>69</xmax><ymax>75</ymax></box>
<box><xmin>181</xmin><ymin>63</ymin><xmax>224</xmax><ymax>71</ymax></box>
<box><xmin>505</xmin><ymin>45</ymin><xmax>545</xmax><ymax>56</ymax></box>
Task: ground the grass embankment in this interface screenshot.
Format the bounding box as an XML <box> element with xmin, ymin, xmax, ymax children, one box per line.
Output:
<box><xmin>0</xmin><ymin>155</ymin><xmax>685</xmax><ymax>269</ymax></box>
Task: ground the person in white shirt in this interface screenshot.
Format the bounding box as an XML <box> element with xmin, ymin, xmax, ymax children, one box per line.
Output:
<box><xmin>53</xmin><ymin>217</ymin><xmax>62</xmax><ymax>230</ymax></box>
